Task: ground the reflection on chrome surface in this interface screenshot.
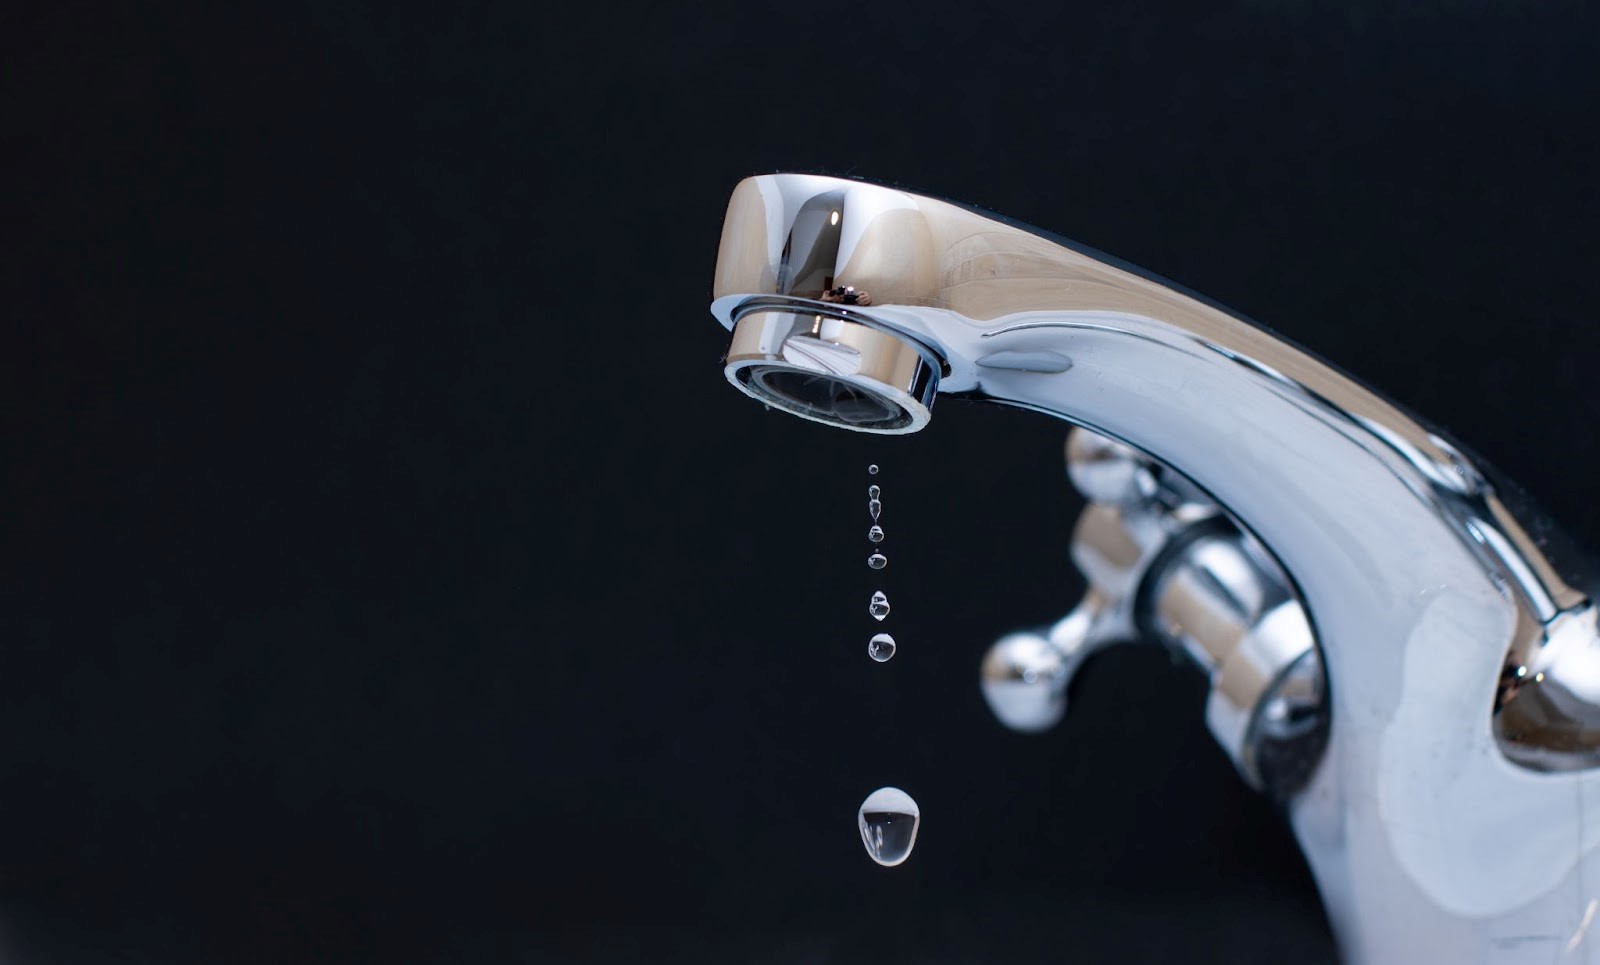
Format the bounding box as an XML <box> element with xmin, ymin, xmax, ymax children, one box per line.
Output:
<box><xmin>710</xmin><ymin>174</ymin><xmax>1600</xmax><ymax>963</ymax></box>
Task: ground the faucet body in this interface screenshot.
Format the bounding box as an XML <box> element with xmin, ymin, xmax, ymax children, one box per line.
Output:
<box><xmin>710</xmin><ymin>174</ymin><xmax>1600</xmax><ymax>962</ymax></box>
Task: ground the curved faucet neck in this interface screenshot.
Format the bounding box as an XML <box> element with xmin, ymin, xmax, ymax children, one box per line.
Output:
<box><xmin>710</xmin><ymin>173</ymin><xmax>1600</xmax><ymax>962</ymax></box>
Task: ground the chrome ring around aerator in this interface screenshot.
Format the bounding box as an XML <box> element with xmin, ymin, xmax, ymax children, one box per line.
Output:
<box><xmin>722</xmin><ymin>307</ymin><xmax>941</xmax><ymax>434</ymax></box>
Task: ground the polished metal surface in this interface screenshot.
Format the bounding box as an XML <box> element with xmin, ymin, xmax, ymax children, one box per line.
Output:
<box><xmin>1497</xmin><ymin>603</ymin><xmax>1600</xmax><ymax>768</ymax></box>
<box><xmin>710</xmin><ymin>173</ymin><xmax>1600</xmax><ymax>963</ymax></box>
<box><xmin>979</xmin><ymin>591</ymin><xmax>1111</xmax><ymax>734</ymax></box>
<box><xmin>1065</xmin><ymin>429</ymin><xmax>1158</xmax><ymax>507</ymax></box>
<box><xmin>723</xmin><ymin>307</ymin><xmax>940</xmax><ymax>433</ymax></box>
<box><xmin>1212</xmin><ymin>601</ymin><xmax>1326</xmax><ymax>795</ymax></box>
<box><xmin>987</xmin><ymin>427</ymin><xmax>1329</xmax><ymax>797</ymax></box>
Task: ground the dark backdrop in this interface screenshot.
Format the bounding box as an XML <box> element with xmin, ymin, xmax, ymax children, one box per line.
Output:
<box><xmin>7</xmin><ymin>2</ymin><xmax>1599</xmax><ymax>963</ymax></box>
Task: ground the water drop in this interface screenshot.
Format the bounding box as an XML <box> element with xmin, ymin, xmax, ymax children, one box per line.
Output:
<box><xmin>868</xmin><ymin>499</ymin><xmax>882</xmax><ymax>521</ymax></box>
<box><xmin>868</xmin><ymin>464</ymin><xmax>879</xmax><ymax>475</ymax></box>
<box><xmin>868</xmin><ymin>633</ymin><xmax>896</xmax><ymax>662</ymax></box>
<box><xmin>868</xmin><ymin>525</ymin><xmax>884</xmax><ymax>543</ymax></box>
<box><xmin>869</xmin><ymin>591</ymin><xmax>891</xmax><ymax>621</ymax></box>
<box><xmin>868</xmin><ymin>484</ymin><xmax>881</xmax><ymax>500</ymax></box>
<box><xmin>868</xmin><ymin>552</ymin><xmax>887</xmax><ymax>570</ymax></box>
<box><xmin>858</xmin><ymin>786</ymin><xmax>920</xmax><ymax>866</ymax></box>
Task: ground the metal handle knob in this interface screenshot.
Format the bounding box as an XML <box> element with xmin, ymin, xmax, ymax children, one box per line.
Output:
<box><xmin>979</xmin><ymin>593</ymin><xmax>1110</xmax><ymax>733</ymax></box>
<box><xmin>981</xmin><ymin>428</ymin><xmax>1330</xmax><ymax>798</ymax></box>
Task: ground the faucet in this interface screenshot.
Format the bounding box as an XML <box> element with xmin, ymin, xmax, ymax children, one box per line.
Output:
<box><xmin>708</xmin><ymin>173</ymin><xmax>1600</xmax><ymax>963</ymax></box>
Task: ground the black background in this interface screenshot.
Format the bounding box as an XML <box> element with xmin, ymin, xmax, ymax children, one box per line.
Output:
<box><xmin>7</xmin><ymin>2</ymin><xmax>1599</xmax><ymax>962</ymax></box>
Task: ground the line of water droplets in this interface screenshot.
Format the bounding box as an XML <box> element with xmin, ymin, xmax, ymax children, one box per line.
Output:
<box><xmin>857</xmin><ymin>467</ymin><xmax>921</xmax><ymax>870</ymax></box>
<box><xmin>857</xmin><ymin>464</ymin><xmax>918</xmax><ymax>867</ymax></box>
<box><xmin>866</xmin><ymin>467</ymin><xmax>891</xmax><ymax>632</ymax></box>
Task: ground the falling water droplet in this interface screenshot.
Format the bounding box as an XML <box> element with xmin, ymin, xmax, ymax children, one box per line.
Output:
<box><xmin>868</xmin><ymin>633</ymin><xmax>896</xmax><ymax>662</ymax></box>
<box><xmin>868</xmin><ymin>464</ymin><xmax>879</xmax><ymax>475</ymax></box>
<box><xmin>858</xmin><ymin>786</ymin><xmax>920</xmax><ymax>866</ymax></box>
<box><xmin>868</xmin><ymin>499</ymin><xmax>882</xmax><ymax>521</ymax></box>
<box><xmin>868</xmin><ymin>552</ymin><xmax>887</xmax><ymax>570</ymax></box>
<box><xmin>869</xmin><ymin>591</ymin><xmax>891</xmax><ymax>621</ymax></box>
<box><xmin>868</xmin><ymin>525</ymin><xmax>884</xmax><ymax>543</ymax></box>
<box><xmin>868</xmin><ymin>484</ymin><xmax>881</xmax><ymax>500</ymax></box>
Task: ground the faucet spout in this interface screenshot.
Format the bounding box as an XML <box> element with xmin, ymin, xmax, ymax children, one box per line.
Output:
<box><xmin>710</xmin><ymin>173</ymin><xmax>1600</xmax><ymax>962</ymax></box>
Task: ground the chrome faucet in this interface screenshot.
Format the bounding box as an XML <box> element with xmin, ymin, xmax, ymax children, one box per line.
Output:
<box><xmin>709</xmin><ymin>174</ymin><xmax>1600</xmax><ymax>963</ymax></box>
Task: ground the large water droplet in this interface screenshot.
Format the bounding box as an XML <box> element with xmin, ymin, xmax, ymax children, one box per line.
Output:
<box><xmin>868</xmin><ymin>464</ymin><xmax>879</xmax><ymax>475</ymax></box>
<box><xmin>868</xmin><ymin>525</ymin><xmax>884</xmax><ymax>543</ymax></box>
<box><xmin>868</xmin><ymin>484</ymin><xmax>881</xmax><ymax>500</ymax></box>
<box><xmin>867</xmin><ymin>552</ymin><xmax>887</xmax><ymax>570</ymax></box>
<box><xmin>868</xmin><ymin>633</ymin><xmax>896</xmax><ymax>662</ymax></box>
<box><xmin>868</xmin><ymin>499</ymin><xmax>882</xmax><ymax>521</ymax></box>
<box><xmin>858</xmin><ymin>786</ymin><xmax>920</xmax><ymax>866</ymax></box>
<box><xmin>869</xmin><ymin>591</ymin><xmax>891</xmax><ymax>621</ymax></box>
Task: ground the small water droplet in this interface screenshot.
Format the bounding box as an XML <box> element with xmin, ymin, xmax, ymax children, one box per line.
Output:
<box><xmin>858</xmin><ymin>786</ymin><xmax>919</xmax><ymax>866</ymax></box>
<box><xmin>868</xmin><ymin>484</ymin><xmax>880</xmax><ymax>500</ymax></box>
<box><xmin>867</xmin><ymin>552</ymin><xmax>887</xmax><ymax>570</ymax></box>
<box><xmin>868</xmin><ymin>525</ymin><xmax>884</xmax><ymax>543</ymax></box>
<box><xmin>869</xmin><ymin>591</ymin><xmax>890</xmax><ymax>621</ymax></box>
<box><xmin>868</xmin><ymin>464</ymin><xmax>879</xmax><ymax>475</ymax></box>
<box><xmin>868</xmin><ymin>499</ymin><xmax>882</xmax><ymax>521</ymax></box>
<box><xmin>868</xmin><ymin>633</ymin><xmax>896</xmax><ymax>662</ymax></box>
